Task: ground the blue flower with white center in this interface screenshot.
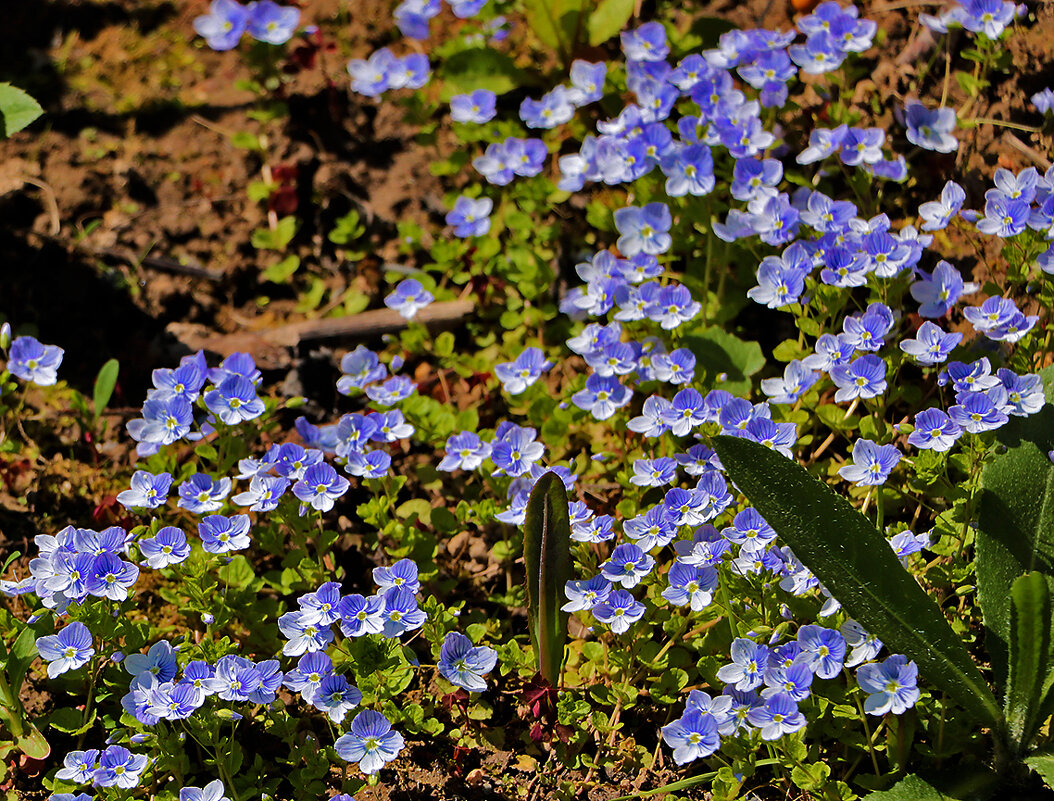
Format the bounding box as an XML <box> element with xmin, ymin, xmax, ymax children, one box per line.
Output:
<box><xmin>283</xmin><ymin>652</ymin><xmax>333</xmax><ymax>704</ymax></box>
<box><xmin>36</xmin><ymin>622</ymin><xmax>94</xmax><ymax>679</ymax></box>
<box><xmin>337</xmin><ymin>346</ymin><xmax>387</xmax><ymax>393</ymax></box>
<box><xmin>760</xmin><ymin>360</ymin><xmax>820</xmax><ymax>404</ymax></box>
<box><xmin>627</xmin><ymin>395</ymin><xmax>673</xmax><ymax>438</ymax></box>
<box><xmin>347</xmin><ymin>48</ymin><xmax>397</xmax><ymax>97</ymax></box>
<box><xmin>571</xmin><ymin>513</ymin><xmax>614</xmax><ymax>544</ymax></box>
<box><xmin>630</xmin><ymin>457</ymin><xmax>678</xmax><ymax>488</ymax></box>
<box><xmin>650</xmin><ymin>347</ymin><xmax>695</xmax><ymax>385</ymax></box>
<box><xmin>231</xmin><ymin>474</ymin><xmax>289</xmax><ymax>512</ymax></box>
<box><xmin>334</xmin><ymin>710</ymin><xmax>405</xmax><ymax>775</ymax></box>
<box><xmin>623</xmin><ymin>505</ymin><xmax>678</xmax><ymax>551</ymax></box>
<box><xmin>490</xmin><ymin>423</ymin><xmax>545</xmax><ymax>477</ymax></box>
<box><xmin>907</xmin><ymin>408</ymin><xmax>962</xmax><ymax>452</ymax></box>
<box><xmin>298</xmin><ymin>581</ymin><xmax>343</xmax><ymax>627</ymax></box>
<box><xmin>789</xmin><ymin>31</ymin><xmax>846</xmax><ymax>73</ymax></box>
<box><xmin>123</xmin><ymin>640</ymin><xmax>177</xmax><ymax>682</ymax></box>
<box><xmin>193</xmin><ymin>0</ymin><xmax>250</xmax><ymax>50</ymax></box>
<box><xmin>394</xmin><ymin>0</ymin><xmax>439</xmax><ymax>39</ymax></box>
<box><xmin>55</xmin><ymin>748</ymin><xmax>100</xmax><ymax>783</ymax></box>
<box><xmin>571</xmin><ymin>374</ymin><xmax>631</xmax><ymax>421</ymax></box>
<box><xmin>747</xmin><ymin>253</ymin><xmax>809</xmax><ymax>309</ymax></box>
<box><xmin>662</xmin><ymin>561</ymin><xmax>718</xmax><ymax>611</ymax></box>
<box><xmin>661</xmin><ymin>710</ymin><xmax>720</xmax><ymax>764</ymax></box>
<box><xmin>438</xmin><ymin>632</ymin><xmax>498</xmax><ymax>692</ymax></box>
<box><xmin>910</xmin><ymin>260</ymin><xmax>977</xmax><ymax>317</ymax></box>
<box><xmin>293</xmin><ymin>463</ymin><xmax>350</xmax><ymax>513</ymax></box>
<box><xmin>494</xmin><ymin>347</ymin><xmax>552</xmax><ymax>395</ymax></box>
<box><xmin>949</xmin><ymin>392</ymin><xmax>1009</xmax><ymax>434</ymax></box>
<box><xmin>746</xmin><ymin>692</ymin><xmax>806</xmax><ymax>740</ymax></box>
<box><xmin>997</xmin><ymin>369</ymin><xmax>1045</xmax><ymax>417</ymax></box>
<box><xmin>177</xmin><ymin>473</ymin><xmax>232</xmax><ymax>513</ymax></box>
<box><xmin>86</xmin><ymin>553</ymin><xmax>139</xmax><ymax>601</ymax></box>
<box><xmin>445</xmin><ymin>195</ymin><xmax>493</xmax><ymax>238</ymax></box>
<box><xmin>374</xmin><ymin>558</ymin><xmax>420</xmax><ymax>594</ymax></box>
<box><xmin>585</xmin><ymin>341</ymin><xmax>638</xmax><ymax>377</ymax></box>
<box><xmin>94</xmin><ymin>745</ymin><xmax>149</xmax><ymax>789</ymax></box>
<box><xmin>819</xmin><ymin>247</ymin><xmax>870</xmax><ymax>288</ymax></box>
<box><xmin>380</xmin><ymin>587</ymin><xmax>427</xmax><ymax>638</ymax></box>
<box><xmin>620</xmin><ymin>21</ymin><xmax>668</xmax><ymax>61</ymax></box>
<box><xmin>721</xmin><ymin>686</ymin><xmax>764</xmax><ymax>735</ymax></box>
<box><xmin>561</xmin><ymin>575</ymin><xmax>612</xmax><ymax>612</ymax></box>
<box><xmin>591</xmin><ymin>589</ymin><xmax>645</xmax><ymax>634</ymax></box>
<box><xmin>802</xmin><ymin>333</ymin><xmax>855</xmax><ymax>373</ymax></box>
<box><xmin>198</xmin><ymin>514</ymin><xmax>251</xmax><ymax>553</ymax></box>
<box><xmin>246</xmin><ymin>0</ymin><xmax>300</xmax><ymax>44</ymax></box>
<box><xmin>450</xmin><ymin>89</ymin><xmax>496</xmax><ymax>123</ymax></box>
<box><xmin>204</xmin><ymin>375</ymin><xmax>265</xmax><ymax>425</ymax></box>
<box><xmin>346</xmin><ymin>450</ymin><xmax>392</xmax><ymax>479</ymax></box>
<box><xmin>127</xmin><ymin>395</ymin><xmax>194</xmax><ymax>453</ymax></box>
<box><xmin>900</xmin><ymin>321</ymin><xmax>962</xmax><ymax>365</ymax></box>
<box><xmin>312</xmin><ymin>674</ymin><xmax>363</xmax><ymax>724</ymax></box>
<box><xmin>831</xmin><ymin>354</ymin><xmax>887</xmax><ymax>402</ymax></box>
<box><xmin>797</xmin><ymin>624</ymin><xmax>847</xmax><ymax>679</ymax></box>
<box><xmin>5</xmin><ymin>337</ymin><xmax>65</xmax><ymax>387</ymax></box>
<box><xmin>939</xmin><ymin>358</ymin><xmax>1001</xmax><ymax>392</ymax></box>
<box><xmin>601</xmin><ymin>543</ymin><xmax>656</xmax><ymax>589</ymax></box>
<box><xmin>338</xmin><ymin>593</ymin><xmax>386</xmax><ymax>637</ymax></box>
<box><xmin>761</xmin><ymin>661</ymin><xmax>813</xmax><ymax>702</ymax></box>
<box><xmin>179</xmin><ymin>660</ymin><xmax>216</xmax><ymax>705</ymax></box>
<box><xmin>384</xmin><ymin>279</ymin><xmax>434</xmax><ymax>320</ymax></box>
<box><xmin>743</xmin><ymin>417</ymin><xmax>797</xmax><ymax>458</ymax></box>
<box><xmin>117</xmin><ymin>470</ymin><xmax>173</xmax><ymax>510</ymax></box>
<box><xmin>662</xmin><ymin>388</ymin><xmax>707</xmax><ymax>437</ymax></box>
<box><xmin>179</xmin><ymin>779</ymin><xmax>231</xmax><ymax>801</ymax></box>
<box><xmin>919</xmin><ymin>180</ymin><xmax>966</xmax><ymax>231</ymax></box>
<box><xmin>278</xmin><ymin>609</ymin><xmax>335</xmax><ymax>657</ymax></box>
<box><xmin>146</xmin><ymin>679</ymin><xmax>203</xmax><ymax>721</ymax></box>
<box><xmin>723</xmin><ymin>507</ymin><xmax>777</xmax><ymax>552</ymax></box>
<box><xmin>976</xmin><ymin>191</ymin><xmax>1029</xmax><ymax>237</ymax></box>
<box><xmin>904</xmin><ymin>101</ymin><xmax>957</xmax><ymax>152</ymax></box>
<box><xmin>567</xmin><ymin>60</ymin><xmax>606</xmax><ymax>106</ymax></box>
<box><xmin>369</xmin><ymin>410</ymin><xmax>414</xmax><ymax>442</ymax></box>
<box><xmin>504</xmin><ymin>137</ymin><xmax>547</xmax><ymax>177</ymax></box>
<box><xmin>839</xmin><ymin>127</ymin><xmax>885</xmax><ymax>166</ymax></box>
<box><xmin>838</xmin><ymin>439</ymin><xmax>901</xmax><ymax>486</ymax></box>
<box><xmin>614</xmin><ymin>203</ymin><xmax>672</xmax><ymax>256</ymax></box>
<box><xmin>438</xmin><ymin>430</ymin><xmax>490</xmax><ymax>472</ymax></box>
<box><xmin>796</xmin><ymin>124</ymin><xmax>848</xmax><ymax>164</ymax></box>
<box><xmin>717</xmin><ymin>638</ymin><xmax>770</xmax><ymax>691</ymax></box>
<box><xmin>856</xmin><ymin>655</ymin><xmax>920</xmax><ymax>715</ymax></box>
<box><xmin>364</xmin><ymin>375</ymin><xmax>416</xmax><ymax>406</ymax></box>
<box><xmin>519</xmin><ymin>86</ymin><xmax>575</xmax><ymax>129</ymax></box>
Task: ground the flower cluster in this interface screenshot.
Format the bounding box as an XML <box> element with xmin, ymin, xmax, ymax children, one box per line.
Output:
<box><xmin>194</xmin><ymin>0</ymin><xmax>300</xmax><ymax>50</ymax></box>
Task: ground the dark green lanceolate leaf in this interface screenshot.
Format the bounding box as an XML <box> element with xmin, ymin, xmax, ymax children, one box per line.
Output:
<box><xmin>523</xmin><ymin>471</ymin><xmax>572</xmax><ymax>686</ymax></box>
<box><xmin>977</xmin><ymin>368</ymin><xmax>1054</xmax><ymax>689</ymax></box>
<box><xmin>712</xmin><ymin>435</ymin><xmax>1003</xmax><ymax>730</ymax></box>
<box><xmin>1006</xmin><ymin>572</ymin><xmax>1052</xmax><ymax>755</ymax></box>
<box><xmin>683</xmin><ymin>327</ymin><xmax>765</xmax><ymax>395</ymax></box>
<box><xmin>521</xmin><ymin>0</ymin><xmax>585</xmax><ymax>62</ymax></box>
<box><xmin>0</xmin><ymin>83</ymin><xmax>43</xmax><ymax>137</ymax></box>
<box><xmin>439</xmin><ymin>48</ymin><xmax>526</xmax><ymax>101</ymax></box>
<box><xmin>1025</xmin><ymin>749</ymin><xmax>1054</xmax><ymax>789</ymax></box>
<box><xmin>587</xmin><ymin>0</ymin><xmax>635</xmax><ymax>46</ymax></box>
<box><xmin>92</xmin><ymin>358</ymin><xmax>120</xmax><ymax>419</ymax></box>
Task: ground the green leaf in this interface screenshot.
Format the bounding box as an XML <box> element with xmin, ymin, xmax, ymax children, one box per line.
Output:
<box><xmin>523</xmin><ymin>471</ymin><xmax>572</xmax><ymax>686</ymax></box>
<box><xmin>251</xmin><ymin>216</ymin><xmax>298</xmax><ymax>251</ymax></box>
<box><xmin>521</xmin><ymin>0</ymin><xmax>585</xmax><ymax>59</ymax></box>
<box><xmin>863</xmin><ymin>774</ymin><xmax>946</xmax><ymax>800</ymax></box>
<box><xmin>1026</xmin><ymin>749</ymin><xmax>1054</xmax><ymax>789</ymax></box>
<box><xmin>1006</xmin><ymin>572</ymin><xmax>1052</xmax><ymax>755</ymax></box>
<box><xmin>261</xmin><ymin>255</ymin><xmax>300</xmax><ymax>283</ymax></box>
<box><xmin>14</xmin><ymin>721</ymin><xmax>49</xmax><ymax>760</ymax></box>
<box><xmin>92</xmin><ymin>358</ymin><xmax>119</xmax><ymax>419</ymax></box>
<box><xmin>683</xmin><ymin>327</ymin><xmax>765</xmax><ymax>395</ymax></box>
<box><xmin>45</xmin><ymin>707</ymin><xmax>93</xmax><ymax>735</ymax></box>
<box><xmin>587</xmin><ymin>0</ymin><xmax>635</xmax><ymax>46</ymax></box>
<box><xmin>0</xmin><ymin>83</ymin><xmax>43</xmax><ymax>137</ymax></box>
<box><xmin>977</xmin><ymin>366</ymin><xmax>1054</xmax><ymax>688</ymax></box>
<box><xmin>711</xmin><ymin>435</ymin><xmax>1003</xmax><ymax>730</ymax></box>
<box><xmin>8</xmin><ymin>624</ymin><xmax>40</xmax><ymax>694</ymax></box>
<box><xmin>439</xmin><ymin>48</ymin><xmax>526</xmax><ymax>101</ymax></box>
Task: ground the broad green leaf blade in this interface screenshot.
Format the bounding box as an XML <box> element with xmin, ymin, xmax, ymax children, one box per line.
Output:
<box><xmin>0</xmin><ymin>83</ymin><xmax>43</xmax><ymax>137</ymax></box>
<box><xmin>863</xmin><ymin>774</ymin><xmax>946</xmax><ymax>799</ymax></box>
<box><xmin>92</xmin><ymin>358</ymin><xmax>120</xmax><ymax>419</ymax></box>
<box><xmin>523</xmin><ymin>471</ymin><xmax>572</xmax><ymax>686</ymax></box>
<box><xmin>712</xmin><ymin>435</ymin><xmax>1002</xmax><ymax>730</ymax></box>
<box><xmin>977</xmin><ymin>368</ymin><xmax>1054</xmax><ymax>689</ymax></box>
<box><xmin>1026</xmin><ymin>749</ymin><xmax>1054</xmax><ymax>789</ymax></box>
<box><xmin>439</xmin><ymin>47</ymin><xmax>527</xmax><ymax>101</ymax></box>
<box><xmin>1006</xmin><ymin>572</ymin><xmax>1052</xmax><ymax>755</ymax></box>
<box><xmin>683</xmin><ymin>327</ymin><xmax>765</xmax><ymax>395</ymax></box>
<box><xmin>15</xmin><ymin>721</ymin><xmax>50</xmax><ymax>760</ymax></box>
<box><xmin>7</xmin><ymin>623</ymin><xmax>39</xmax><ymax>695</ymax></box>
<box><xmin>587</xmin><ymin>0</ymin><xmax>635</xmax><ymax>46</ymax></box>
<box><xmin>521</xmin><ymin>0</ymin><xmax>585</xmax><ymax>61</ymax></box>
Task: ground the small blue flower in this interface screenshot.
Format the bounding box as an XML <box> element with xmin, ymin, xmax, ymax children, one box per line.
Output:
<box><xmin>364</xmin><ymin>375</ymin><xmax>416</xmax><ymax>406</ymax></box>
<box><xmin>662</xmin><ymin>561</ymin><xmax>719</xmax><ymax>611</ymax></box>
<box><xmin>856</xmin><ymin>655</ymin><xmax>919</xmax><ymax>715</ymax></box>
<box><xmin>231</xmin><ymin>474</ymin><xmax>289</xmax><ymax>512</ymax></box>
<box><xmin>36</xmin><ymin>622</ymin><xmax>94</xmax><ymax>679</ymax></box>
<box><xmin>567</xmin><ymin>60</ymin><xmax>606</xmax><ymax>106</ymax></box>
<box><xmin>562</xmin><ymin>575</ymin><xmax>612</xmax><ymax>612</ymax></box>
<box><xmin>55</xmin><ymin>748</ymin><xmax>100</xmax><ymax>783</ymax></box>
<box><xmin>94</xmin><ymin>745</ymin><xmax>149</xmax><ymax>789</ymax></box>
<box><xmin>601</xmin><ymin>543</ymin><xmax>656</xmax><ymax>589</ymax></box>
<box><xmin>438</xmin><ymin>431</ymin><xmax>491</xmax><ymax>471</ymax></box>
<box><xmin>620</xmin><ymin>21</ymin><xmax>668</xmax><ymax>61</ymax></box>
<box><xmin>293</xmin><ymin>463</ymin><xmax>350</xmax><ymax>513</ymax></box>
<box><xmin>591</xmin><ymin>589</ymin><xmax>645</xmax><ymax>634</ymax></box>
<box><xmin>347</xmin><ymin>48</ymin><xmax>397</xmax><ymax>97</ymax></box>
<box><xmin>198</xmin><ymin>514</ymin><xmax>252</xmax><ymax>553</ymax></box>
<box><xmin>494</xmin><ymin>347</ymin><xmax>552</xmax><ymax>395</ymax></box>
<box><xmin>717</xmin><ymin>638</ymin><xmax>770</xmax><ymax>691</ymax></box>
<box><xmin>345</xmin><ymin>450</ymin><xmax>392</xmax><ymax>479</ymax></box>
<box><xmin>124</xmin><ymin>640</ymin><xmax>178</xmax><ymax>682</ymax></box>
<box><xmin>910</xmin><ymin>260</ymin><xmax>977</xmax><ymax>317</ymax></box>
<box><xmin>900</xmin><ymin>321</ymin><xmax>962</xmax><ymax>365</ymax></box>
<box><xmin>907</xmin><ymin>408</ymin><xmax>962</xmax><ymax>452</ymax></box>
<box><xmin>246</xmin><ymin>0</ymin><xmax>300</xmax><ymax>44</ymax></box>
<box><xmin>614</xmin><ymin>203</ymin><xmax>672</xmax><ymax>256</ymax></box>
<box><xmin>337</xmin><ymin>346</ymin><xmax>387</xmax><ymax>393</ymax></box>
<box><xmin>8</xmin><ymin>336</ymin><xmax>64</xmax><ymax>386</ymax></box>
<box><xmin>178</xmin><ymin>473</ymin><xmax>232</xmax><ymax>513</ymax></box>
<box><xmin>334</xmin><ymin>710</ymin><xmax>405</xmax><ymax>775</ymax></box>
<box><xmin>519</xmin><ymin>86</ymin><xmax>575</xmax><ymax>129</ymax></box>
<box><xmin>204</xmin><ymin>376</ymin><xmax>265</xmax><ymax>425</ymax></box>
<box><xmin>445</xmin><ymin>195</ymin><xmax>493</xmax><ymax>238</ymax></box>
<box><xmin>904</xmin><ymin>102</ymin><xmax>957</xmax><ymax>153</ymax></box>
<box><xmin>919</xmin><ymin>181</ymin><xmax>966</xmax><ymax>231</ymax></box>
<box><xmin>570</xmin><ymin>375</ymin><xmax>631</xmax><ymax>421</ymax></box>
<box><xmin>384</xmin><ymin>279</ymin><xmax>434</xmax><ymax>320</ymax></box>
<box><xmin>976</xmin><ymin>191</ymin><xmax>1029</xmax><ymax>237</ymax></box>
<box><xmin>379</xmin><ymin>587</ymin><xmax>428</xmax><ymax>638</ymax></box>
<box><xmin>796</xmin><ymin>624</ymin><xmax>847</xmax><ymax>678</ymax></box>
<box><xmin>193</xmin><ymin>0</ymin><xmax>250</xmax><ymax>50</ymax></box>
<box><xmin>450</xmin><ymin>89</ymin><xmax>496</xmax><ymax>123</ymax></box>
<box><xmin>745</xmin><ymin>692</ymin><xmax>806</xmax><ymax>740</ymax></box>
<box><xmin>949</xmin><ymin>392</ymin><xmax>1009</xmax><ymax>434</ymax></box>
<box><xmin>838</xmin><ymin>439</ymin><xmax>901</xmax><ymax>486</ymax></box>
<box><xmin>437</xmin><ymin>632</ymin><xmax>498</xmax><ymax>692</ymax></box>
<box><xmin>312</xmin><ymin>673</ymin><xmax>362</xmax><ymax>723</ymax></box>
<box><xmin>630</xmin><ymin>457</ymin><xmax>678</xmax><ymax>488</ymax></box>
<box><xmin>373</xmin><ymin>559</ymin><xmax>421</xmax><ymax>594</ymax></box>
<box><xmin>179</xmin><ymin>779</ymin><xmax>231</xmax><ymax>801</ymax></box>
<box><xmin>830</xmin><ymin>355</ymin><xmax>887</xmax><ymax>402</ymax></box>
<box><xmin>661</xmin><ymin>710</ymin><xmax>720</xmax><ymax>764</ymax></box>
<box><xmin>117</xmin><ymin>470</ymin><xmax>173</xmax><ymax>510</ymax></box>
<box><xmin>490</xmin><ymin>423</ymin><xmax>545</xmax><ymax>477</ymax></box>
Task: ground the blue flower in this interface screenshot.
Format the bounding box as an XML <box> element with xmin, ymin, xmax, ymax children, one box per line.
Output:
<box><xmin>198</xmin><ymin>514</ymin><xmax>251</xmax><ymax>553</ymax></box>
<box><xmin>567</xmin><ymin>60</ymin><xmax>606</xmax><ymax>106</ymax></box>
<box><xmin>601</xmin><ymin>543</ymin><xmax>656</xmax><ymax>589</ymax></box>
<box><xmin>976</xmin><ymin>191</ymin><xmax>1029</xmax><ymax>237</ymax></box>
<box><xmin>760</xmin><ymin>360</ymin><xmax>820</xmax><ymax>404</ymax></box>
<box><xmin>762</xmin><ymin>661</ymin><xmax>813</xmax><ymax>702</ymax></box>
<box><xmin>445</xmin><ymin>195</ymin><xmax>493</xmax><ymax>238</ymax></box>
<box><xmin>661</xmin><ymin>710</ymin><xmax>720</xmax><ymax>764</ymax></box>
<box><xmin>204</xmin><ymin>376</ymin><xmax>265</xmax><ymax>425</ymax></box>
<box><xmin>450</xmin><ymin>89</ymin><xmax>496</xmax><ymax>123</ymax></box>
<box><xmin>178</xmin><ymin>473</ymin><xmax>232</xmax><ymax>513</ymax></box>
<box><xmin>364</xmin><ymin>375</ymin><xmax>416</xmax><ymax>406</ymax></box>
<box><xmin>8</xmin><ymin>336</ymin><xmax>64</xmax><ymax>386</ymax></box>
<box><xmin>796</xmin><ymin>124</ymin><xmax>848</xmax><ymax>164</ymax></box>
<box><xmin>830</xmin><ymin>355</ymin><xmax>887</xmax><ymax>402</ymax></box>
<box><xmin>519</xmin><ymin>87</ymin><xmax>575</xmax><ymax>129</ymax></box>
<box><xmin>645</xmin><ymin>285</ymin><xmax>701</xmax><ymax>330</ymax></box>
<box><xmin>627</xmin><ymin>395</ymin><xmax>672</xmax><ymax>438</ymax></box>
<box><xmin>839</xmin><ymin>127</ymin><xmax>885</xmax><ymax>166</ymax></box>
<box><xmin>904</xmin><ymin>102</ymin><xmax>958</xmax><ymax>153</ymax></box>
<box><xmin>591</xmin><ymin>589</ymin><xmax>645</xmax><ymax>634</ymax></box>
<box><xmin>438</xmin><ymin>431</ymin><xmax>491</xmax><ymax>471</ymax></box>
<box><xmin>561</xmin><ymin>575</ymin><xmax>612</xmax><ymax>612</ymax></box>
<box><xmin>36</xmin><ymin>622</ymin><xmax>94</xmax><ymax>678</ymax></box>
<box><xmin>620</xmin><ymin>21</ymin><xmax>668</xmax><ymax>61</ymax></box>
<box><xmin>907</xmin><ymin>408</ymin><xmax>962</xmax><ymax>452</ymax></box>
<box><xmin>919</xmin><ymin>180</ymin><xmax>966</xmax><ymax>231</ymax></box>
<box><xmin>449</xmin><ymin>0</ymin><xmax>488</xmax><ymax>19</ymax></box>
<box><xmin>283</xmin><ymin>652</ymin><xmax>333</xmax><ymax>704</ymax></box>
<box><xmin>231</xmin><ymin>474</ymin><xmax>289</xmax><ymax>512</ymax></box>
<box><xmin>246</xmin><ymin>0</ymin><xmax>300</xmax><ymax>44</ymax></box>
<box><xmin>345</xmin><ymin>450</ymin><xmax>391</xmax><ymax>479</ymax></box>
<box><xmin>614</xmin><ymin>203</ymin><xmax>672</xmax><ymax>256</ymax></box>
<box><xmin>369</xmin><ymin>410</ymin><xmax>414</xmax><ymax>442</ymax></box>
<box><xmin>124</xmin><ymin>640</ymin><xmax>178</xmax><ymax>682</ymax></box>
<box><xmin>179</xmin><ymin>779</ymin><xmax>231</xmax><ymax>801</ymax></box>
<box><xmin>630</xmin><ymin>457</ymin><xmax>678</xmax><ymax>488</ymax></box>
<box><xmin>571</xmin><ymin>375</ymin><xmax>631</xmax><ymax>421</ymax></box>
<box><xmin>193</xmin><ymin>0</ymin><xmax>250</xmax><ymax>50</ymax></box>
<box><xmin>312</xmin><ymin>673</ymin><xmax>362</xmax><ymax>723</ymax></box>
<box><xmin>86</xmin><ymin>552</ymin><xmax>139</xmax><ymax>601</ymax></box>
<box><xmin>384</xmin><ymin>279</ymin><xmax>434</xmax><ymax>320</ymax></box>
<box><xmin>717</xmin><ymin>638</ymin><xmax>770</xmax><ymax>691</ymax></box>
<box><xmin>380</xmin><ymin>587</ymin><xmax>427</xmax><ymax>637</ymax></box>
<box><xmin>949</xmin><ymin>392</ymin><xmax>1009</xmax><ymax>434</ymax></box>
<box><xmin>1033</xmin><ymin>88</ymin><xmax>1054</xmax><ymax>115</ymax></box>
<box><xmin>745</xmin><ymin>692</ymin><xmax>806</xmax><ymax>740</ymax></box>
<box><xmin>722</xmin><ymin>507</ymin><xmax>776</xmax><ymax>552</ymax></box>
<box><xmin>437</xmin><ymin>632</ymin><xmax>498</xmax><ymax>692</ymax></box>
<box><xmin>910</xmin><ymin>260</ymin><xmax>977</xmax><ymax>317</ymax></box>
<box><xmin>347</xmin><ymin>48</ymin><xmax>398</xmax><ymax>97</ymax></box>
<box><xmin>334</xmin><ymin>710</ymin><xmax>405</xmax><ymax>775</ymax></box>
<box><xmin>838</xmin><ymin>439</ymin><xmax>901</xmax><ymax>486</ymax></box>
<box><xmin>856</xmin><ymin>655</ymin><xmax>919</xmax><ymax>715</ymax></box>
<box><xmin>660</xmin><ymin>143</ymin><xmax>715</xmax><ymax>197</ymax></box>
<box><xmin>55</xmin><ymin>748</ymin><xmax>100</xmax><ymax>783</ymax></box>
<box><xmin>337</xmin><ymin>346</ymin><xmax>387</xmax><ymax>393</ymax></box>
<box><xmin>495</xmin><ymin>347</ymin><xmax>552</xmax><ymax>395</ymax></box>
<box><xmin>394</xmin><ymin>0</ymin><xmax>439</xmax><ymax>38</ymax></box>
<box><xmin>373</xmin><ymin>559</ymin><xmax>421</xmax><ymax>594</ymax></box>
<box><xmin>789</xmin><ymin>31</ymin><xmax>846</xmax><ymax>73</ymax></box>
<box><xmin>338</xmin><ymin>593</ymin><xmax>386</xmax><ymax>637</ymax></box>
<box><xmin>117</xmin><ymin>470</ymin><xmax>173</xmax><ymax>510</ymax></box>
<box><xmin>94</xmin><ymin>745</ymin><xmax>148</xmax><ymax>789</ymax></box>
<box><xmin>490</xmin><ymin>423</ymin><xmax>545</xmax><ymax>477</ymax></box>
<box><xmin>900</xmin><ymin>321</ymin><xmax>962</xmax><ymax>365</ymax></box>
<box><xmin>662</xmin><ymin>561</ymin><xmax>719</xmax><ymax>611</ymax></box>
<box><xmin>293</xmin><ymin>463</ymin><xmax>350</xmax><ymax>513</ymax></box>
<box><xmin>797</xmin><ymin>624</ymin><xmax>847</xmax><ymax>678</ymax></box>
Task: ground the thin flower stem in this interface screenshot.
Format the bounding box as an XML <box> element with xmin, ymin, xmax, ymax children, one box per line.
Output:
<box><xmin>853</xmin><ymin>691</ymin><xmax>882</xmax><ymax>775</ymax></box>
<box><xmin>964</xmin><ymin>117</ymin><xmax>1043</xmax><ymax>134</ymax></box>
